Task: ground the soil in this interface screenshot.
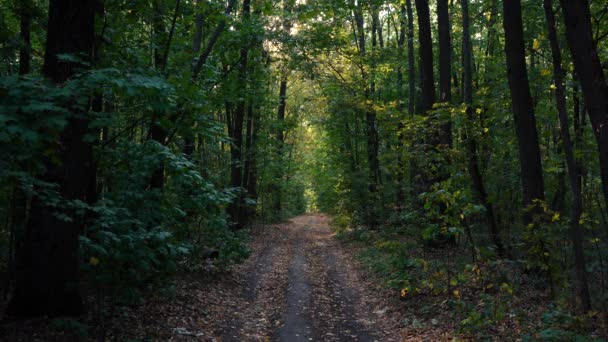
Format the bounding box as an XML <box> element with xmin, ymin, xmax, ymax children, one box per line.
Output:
<box><xmin>0</xmin><ymin>214</ymin><xmax>413</xmax><ymax>341</ymax></box>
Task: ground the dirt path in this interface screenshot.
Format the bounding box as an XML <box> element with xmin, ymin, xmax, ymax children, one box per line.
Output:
<box><xmin>0</xmin><ymin>214</ymin><xmax>405</xmax><ymax>341</ymax></box>
<box><xmin>220</xmin><ymin>214</ymin><xmax>394</xmax><ymax>342</ymax></box>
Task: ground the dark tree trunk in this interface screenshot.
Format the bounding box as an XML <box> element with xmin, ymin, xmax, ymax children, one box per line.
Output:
<box><xmin>19</xmin><ymin>3</ymin><xmax>31</xmax><ymax>75</ymax></box>
<box><xmin>8</xmin><ymin>0</ymin><xmax>97</xmax><ymax>317</ymax></box>
<box><xmin>368</xmin><ymin>7</ymin><xmax>381</xmax><ymax>189</ymax></box>
<box><xmin>227</xmin><ymin>0</ymin><xmax>250</xmax><ymax>228</ymax></box>
<box><xmin>502</xmin><ymin>0</ymin><xmax>545</xmax><ymax>214</ymax></box>
<box><xmin>544</xmin><ymin>0</ymin><xmax>591</xmax><ymax>312</ymax></box>
<box><xmin>415</xmin><ymin>0</ymin><xmax>436</xmax><ymax>114</ymax></box>
<box><xmin>192</xmin><ymin>0</ymin><xmax>203</xmax><ymax>54</ymax></box>
<box><xmin>243</xmin><ymin>104</ymin><xmax>258</xmax><ymax>219</ymax></box>
<box><xmin>461</xmin><ymin>0</ymin><xmax>505</xmax><ymax>257</ymax></box>
<box><xmin>414</xmin><ymin>0</ymin><xmax>437</xmax><ymax>192</ymax></box>
<box><xmin>396</xmin><ymin>5</ymin><xmax>407</xmax><ymax>203</ymax></box>
<box><xmin>192</xmin><ymin>0</ymin><xmax>238</xmax><ymax>80</ymax></box>
<box><xmin>437</xmin><ymin>0</ymin><xmax>451</xmax><ymax>105</ymax></box>
<box><xmin>406</xmin><ymin>0</ymin><xmax>415</xmax><ymax>118</ymax></box>
<box><xmin>437</xmin><ymin>0</ymin><xmax>452</xmax><ymax>168</ymax></box>
<box><xmin>560</xmin><ymin>0</ymin><xmax>608</xmax><ymax>213</ymax></box>
<box><xmin>353</xmin><ymin>1</ymin><xmax>380</xmax><ymax>228</ymax></box>
<box><xmin>274</xmin><ymin>76</ymin><xmax>287</xmax><ymax>214</ymax></box>
<box><xmin>149</xmin><ymin>0</ymin><xmax>169</xmax><ymax>189</ymax></box>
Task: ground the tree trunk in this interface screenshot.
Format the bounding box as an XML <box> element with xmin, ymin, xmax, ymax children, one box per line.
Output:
<box><xmin>414</xmin><ymin>0</ymin><xmax>436</xmax><ymax>192</ymax></box>
<box><xmin>437</xmin><ymin>0</ymin><xmax>451</xmax><ymax>106</ymax></box>
<box><xmin>274</xmin><ymin>76</ymin><xmax>287</xmax><ymax>214</ymax></box>
<box><xmin>18</xmin><ymin>2</ymin><xmax>31</xmax><ymax>75</ymax></box>
<box><xmin>227</xmin><ymin>0</ymin><xmax>251</xmax><ymax>228</ymax></box>
<box><xmin>461</xmin><ymin>0</ymin><xmax>505</xmax><ymax>257</ymax></box>
<box><xmin>8</xmin><ymin>0</ymin><xmax>97</xmax><ymax>317</ymax></box>
<box><xmin>560</xmin><ymin>0</ymin><xmax>608</xmax><ymax>213</ymax></box>
<box><xmin>544</xmin><ymin>0</ymin><xmax>591</xmax><ymax>312</ymax></box>
<box><xmin>415</xmin><ymin>0</ymin><xmax>436</xmax><ymax>115</ymax></box>
<box><xmin>406</xmin><ymin>0</ymin><xmax>415</xmax><ymax>119</ymax></box>
<box><xmin>502</xmin><ymin>0</ymin><xmax>545</xmax><ymax>216</ymax></box>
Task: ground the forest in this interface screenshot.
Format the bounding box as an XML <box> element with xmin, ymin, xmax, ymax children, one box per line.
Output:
<box><xmin>1</xmin><ymin>0</ymin><xmax>608</xmax><ymax>340</ymax></box>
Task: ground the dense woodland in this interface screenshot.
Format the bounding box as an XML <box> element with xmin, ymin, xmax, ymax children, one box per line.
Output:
<box><xmin>1</xmin><ymin>0</ymin><xmax>608</xmax><ymax>339</ymax></box>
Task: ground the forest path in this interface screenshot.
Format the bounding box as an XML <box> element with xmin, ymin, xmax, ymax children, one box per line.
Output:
<box><xmin>220</xmin><ymin>214</ymin><xmax>391</xmax><ymax>342</ymax></box>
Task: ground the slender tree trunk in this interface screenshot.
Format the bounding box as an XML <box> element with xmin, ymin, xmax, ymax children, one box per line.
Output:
<box><xmin>8</xmin><ymin>0</ymin><xmax>97</xmax><ymax>317</ymax></box>
<box><xmin>502</xmin><ymin>0</ymin><xmax>545</xmax><ymax>216</ymax></box>
<box><xmin>544</xmin><ymin>0</ymin><xmax>591</xmax><ymax>312</ymax></box>
<box><xmin>18</xmin><ymin>2</ymin><xmax>31</xmax><ymax>75</ymax></box>
<box><xmin>461</xmin><ymin>0</ymin><xmax>505</xmax><ymax>257</ymax></box>
<box><xmin>192</xmin><ymin>0</ymin><xmax>238</xmax><ymax>80</ymax></box>
<box><xmin>274</xmin><ymin>76</ymin><xmax>287</xmax><ymax>214</ymax></box>
<box><xmin>149</xmin><ymin>0</ymin><xmax>169</xmax><ymax>189</ymax></box>
<box><xmin>397</xmin><ymin>5</ymin><xmax>407</xmax><ymax>203</ymax></box>
<box><xmin>227</xmin><ymin>0</ymin><xmax>251</xmax><ymax>228</ymax></box>
<box><xmin>560</xmin><ymin>0</ymin><xmax>608</xmax><ymax>212</ymax></box>
<box><xmin>406</xmin><ymin>0</ymin><xmax>415</xmax><ymax>119</ymax></box>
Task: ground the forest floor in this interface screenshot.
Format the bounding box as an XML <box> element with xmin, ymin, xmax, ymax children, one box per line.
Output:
<box><xmin>1</xmin><ymin>213</ymin><xmax>456</xmax><ymax>341</ymax></box>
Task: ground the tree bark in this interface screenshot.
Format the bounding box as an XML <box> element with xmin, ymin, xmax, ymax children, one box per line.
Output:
<box><xmin>415</xmin><ymin>0</ymin><xmax>436</xmax><ymax>114</ymax></box>
<box><xmin>560</xmin><ymin>0</ymin><xmax>608</xmax><ymax>213</ymax></box>
<box><xmin>227</xmin><ymin>0</ymin><xmax>251</xmax><ymax>228</ymax></box>
<box><xmin>18</xmin><ymin>2</ymin><xmax>31</xmax><ymax>75</ymax></box>
<box><xmin>502</xmin><ymin>0</ymin><xmax>545</xmax><ymax>215</ymax></box>
<box><xmin>461</xmin><ymin>0</ymin><xmax>505</xmax><ymax>257</ymax></box>
<box><xmin>406</xmin><ymin>0</ymin><xmax>415</xmax><ymax>118</ymax></box>
<box><xmin>544</xmin><ymin>0</ymin><xmax>591</xmax><ymax>312</ymax></box>
<box><xmin>8</xmin><ymin>0</ymin><xmax>97</xmax><ymax>317</ymax></box>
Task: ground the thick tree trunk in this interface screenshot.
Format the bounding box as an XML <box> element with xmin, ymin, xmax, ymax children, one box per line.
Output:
<box><xmin>544</xmin><ymin>0</ymin><xmax>591</xmax><ymax>312</ymax></box>
<box><xmin>414</xmin><ymin>0</ymin><xmax>436</xmax><ymax>192</ymax></box>
<box><xmin>8</xmin><ymin>0</ymin><xmax>97</xmax><ymax>317</ymax></box>
<box><xmin>415</xmin><ymin>0</ymin><xmax>435</xmax><ymax>115</ymax></box>
<box><xmin>560</xmin><ymin>0</ymin><xmax>608</xmax><ymax>213</ymax></box>
<box><xmin>437</xmin><ymin>0</ymin><xmax>451</xmax><ymax>106</ymax></box>
<box><xmin>461</xmin><ymin>0</ymin><xmax>505</xmax><ymax>257</ymax></box>
<box><xmin>502</xmin><ymin>0</ymin><xmax>545</xmax><ymax>215</ymax></box>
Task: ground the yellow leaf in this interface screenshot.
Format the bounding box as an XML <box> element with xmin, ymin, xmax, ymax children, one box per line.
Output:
<box><xmin>552</xmin><ymin>212</ymin><xmax>560</xmax><ymax>222</ymax></box>
<box><xmin>550</xmin><ymin>84</ymin><xmax>557</xmax><ymax>90</ymax></box>
<box><xmin>453</xmin><ymin>290</ymin><xmax>461</xmax><ymax>299</ymax></box>
<box><xmin>533</xmin><ymin>38</ymin><xmax>541</xmax><ymax>50</ymax></box>
<box><xmin>541</xmin><ymin>69</ymin><xmax>552</xmax><ymax>76</ymax></box>
<box><xmin>483</xmin><ymin>127</ymin><xmax>490</xmax><ymax>133</ymax></box>
<box><xmin>89</xmin><ymin>256</ymin><xmax>100</xmax><ymax>266</ymax></box>
<box><xmin>400</xmin><ymin>288</ymin><xmax>408</xmax><ymax>298</ymax></box>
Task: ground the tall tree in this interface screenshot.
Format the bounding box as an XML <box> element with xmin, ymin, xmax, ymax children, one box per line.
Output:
<box><xmin>405</xmin><ymin>0</ymin><xmax>415</xmax><ymax>118</ymax></box>
<box><xmin>544</xmin><ymin>0</ymin><xmax>591</xmax><ymax>312</ymax></box>
<box><xmin>8</xmin><ymin>0</ymin><xmax>97</xmax><ymax>317</ymax></box>
<box><xmin>437</xmin><ymin>0</ymin><xmax>451</xmax><ymax>105</ymax></box>
<box><xmin>415</xmin><ymin>0</ymin><xmax>435</xmax><ymax>115</ymax></box>
<box><xmin>18</xmin><ymin>1</ymin><xmax>32</xmax><ymax>75</ymax></box>
<box><xmin>461</xmin><ymin>0</ymin><xmax>505</xmax><ymax>257</ymax></box>
<box><xmin>227</xmin><ymin>0</ymin><xmax>251</xmax><ymax>228</ymax></box>
<box><xmin>502</xmin><ymin>0</ymin><xmax>545</xmax><ymax>215</ymax></box>
<box><xmin>560</xmin><ymin>0</ymin><xmax>608</xmax><ymax>212</ymax></box>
